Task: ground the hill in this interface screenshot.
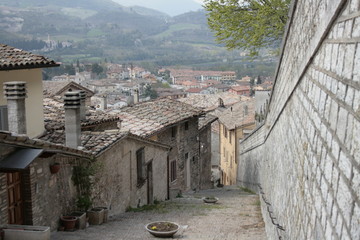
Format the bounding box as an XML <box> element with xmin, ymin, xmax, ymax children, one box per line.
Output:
<box><xmin>0</xmin><ymin>0</ymin><xmax>274</xmax><ymax>72</ymax></box>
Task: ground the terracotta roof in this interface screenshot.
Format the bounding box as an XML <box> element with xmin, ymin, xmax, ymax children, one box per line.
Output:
<box><xmin>177</xmin><ymin>92</ymin><xmax>249</xmax><ymax>111</ymax></box>
<box><xmin>39</xmin><ymin>130</ymin><xmax>170</xmax><ymax>156</ymax></box>
<box><xmin>0</xmin><ymin>131</ymin><xmax>92</xmax><ymax>158</ymax></box>
<box><xmin>43</xmin><ymin>80</ymin><xmax>71</xmax><ymax>97</ymax></box>
<box><xmin>186</xmin><ymin>88</ymin><xmax>203</xmax><ymax>93</ymax></box>
<box><xmin>43</xmin><ymin>98</ymin><xmax>120</xmax><ymax>131</ymax></box>
<box><xmin>39</xmin><ymin>130</ymin><xmax>129</xmax><ymax>156</ymax></box>
<box><xmin>231</xmin><ymin>86</ymin><xmax>250</xmax><ymax>91</ymax></box>
<box><xmin>212</xmin><ymin>99</ymin><xmax>255</xmax><ymax>130</ymax></box>
<box><xmin>0</xmin><ymin>44</ymin><xmax>59</xmax><ymax>71</ymax></box>
<box><xmin>112</xmin><ymin>98</ymin><xmax>204</xmax><ymax>137</ymax></box>
<box><xmin>54</xmin><ymin>81</ymin><xmax>94</xmax><ymax>97</ymax></box>
<box><xmin>199</xmin><ymin>114</ymin><xmax>218</xmax><ymax>131</ymax></box>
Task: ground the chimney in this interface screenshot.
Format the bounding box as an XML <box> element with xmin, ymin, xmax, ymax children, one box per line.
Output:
<box><xmin>244</xmin><ymin>105</ymin><xmax>249</xmax><ymax>116</ymax></box>
<box><xmin>100</xmin><ymin>95</ymin><xmax>107</xmax><ymax>110</ymax></box>
<box><xmin>4</xmin><ymin>81</ymin><xmax>27</xmax><ymax>134</ymax></box>
<box><xmin>64</xmin><ymin>91</ymin><xmax>81</xmax><ymax>148</ymax></box>
<box><xmin>79</xmin><ymin>90</ymin><xmax>86</xmax><ymax>120</ymax></box>
<box><xmin>133</xmin><ymin>88</ymin><xmax>139</xmax><ymax>104</ymax></box>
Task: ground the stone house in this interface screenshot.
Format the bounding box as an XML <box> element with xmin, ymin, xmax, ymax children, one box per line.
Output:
<box><xmin>212</xmin><ymin>99</ymin><xmax>255</xmax><ymax>185</ymax></box>
<box><xmin>115</xmin><ymin>98</ymin><xmax>213</xmax><ymax>196</ymax></box>
<box><xmin>229</xmin><ymin>85</ymin><xmax>251</xmax><ymax>96</ymax></box>
<box><xmin>41</xmin><ymin>93</ymin><xmax>171</xmax><ymax>214</ymax></box>
<box><xmin>0</xmin><ymin>44</ymin><xmax>59</xmax><ymax>138</ymax></box>
<box><xmin>0</xmin><ymin>130</ymin><xmax>92</xmax><ymax>229</ymax></box>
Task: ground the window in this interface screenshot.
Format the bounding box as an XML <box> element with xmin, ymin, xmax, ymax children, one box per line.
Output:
<box><xmin>0</xmin><ymin>106</ymin><xmax>8</xmax><ymax>131</ymax></box>
<box><xmin>223</xmin><ymin>126</ymin><xmax>227</xmax><ymax>138</ymax></box>
<box><xmin>170</xmin><ymin>160</ymin><xmax>177</xmax><ymax>182</ymax></box>
<box><xmin>136</xmin><ymin>148</ymin><xmax>145</xmax><ymax>187</ymax></box>
<box><xmin>185</xmin><ymin>153</ymin><xmax>189</xmax><ymax>159</ymax></box>
<box><xmin>184</xmin><ymin>121</ymin><xmax>189</xmax><ymax>130</ymax></box>
<box><xmin>171</xmin><ymin>126</ymin><xmax>177</xmax><ymax>138</ymax></box>
<box><xmin>229</xmin><ymin>132</ymin><xmax>232</xmax><ymax>144</ymax></box>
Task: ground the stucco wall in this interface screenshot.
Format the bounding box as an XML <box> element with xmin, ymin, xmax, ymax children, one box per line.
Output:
<box><xmin>0</xmin><ymin>69</ymin><xmax>45</xmax><ymax>138</ymax></box>
<box><xmin>238</xmin><ymin>0</ymin><xmax>359</xmax><ymax>239</ymax></box>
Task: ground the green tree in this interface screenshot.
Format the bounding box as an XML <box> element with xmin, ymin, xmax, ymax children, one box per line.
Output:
<box><xmin>204</xmin><ymin>0</ymin><xmax>291</xmax><ymax>56</ymax></box>
<box><xmin>143</xmin><ymin>85</ymin><xmax>158</xmax><ymax>99</ymax></box>
<box><xmin>91</xmin><ymin>63</ymin><xmax>103</xmax><ymax>75</ymax></box>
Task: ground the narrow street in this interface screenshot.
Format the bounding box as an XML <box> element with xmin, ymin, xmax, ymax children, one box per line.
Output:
<box><xmin>52</xmin><ymin>186</ymin><xmax>266</xmax><ymax>240</ymax></box>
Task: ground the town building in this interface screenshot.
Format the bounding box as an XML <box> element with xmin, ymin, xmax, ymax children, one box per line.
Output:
<box><xmin>212</xmin><ymin>99</ymin><xmax>255</xmax><ymax>185</ymax></box>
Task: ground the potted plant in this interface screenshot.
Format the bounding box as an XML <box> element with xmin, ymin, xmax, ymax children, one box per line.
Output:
<box><xmin>202</xmin><ymin>196</ymin><xmax>219</xmax><ymax>203</ymax></box>
<box><xmin>87</xmin><ymin>207</ymin><xmax>105</xmax><ymax>225</ymax></box>
<box><xmin>50</xmin><ymin>163</ymin><xmax>60</xmax><ymax>174</ymax></box>
<box><xmin>60</xmin><ymin>215</ymin><xmax>78</xmax><ymax>231</ymax></box>
<box><xmin>145</xmin><ymin>221</ymin><xmax>180</xmax><ymax>238</ymax></box>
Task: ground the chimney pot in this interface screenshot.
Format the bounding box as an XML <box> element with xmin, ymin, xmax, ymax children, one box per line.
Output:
<box><xmin>4</xmin><ymin>81</ymin><xmax>27</xmax><ymax>134</ymax></box>
<box><xmin>64</xmin><ymin>91</ymin><xmax>81</xmax><ymax>148</ymax></box>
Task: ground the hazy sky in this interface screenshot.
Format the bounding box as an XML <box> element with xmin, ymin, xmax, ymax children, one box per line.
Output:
<box><xmin>112</xmin><ymin>0</ymin><xmax>205</xmax><ymax>16</ymax></box>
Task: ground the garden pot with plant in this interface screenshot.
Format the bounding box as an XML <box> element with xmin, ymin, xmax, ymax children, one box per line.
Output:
<box><xmin>60</xmin><ymin>216</ymin><xmax>78</xmax><ymax>231</ymax></box>
<box><xmin>202</xmin><ymin>196</ymin><xmax>219</xmax><ymax>203</ymax></box>
<box><xmin>145</xmin><ymin>221</ymin><xmax>180</xmax><ymax>238</ymax></box>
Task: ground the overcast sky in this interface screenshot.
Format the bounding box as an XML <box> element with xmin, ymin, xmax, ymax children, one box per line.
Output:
<box><xmin>112</xmin><ymin>0</ymin><xmax>205</xmax><ymax>16</ymax></box>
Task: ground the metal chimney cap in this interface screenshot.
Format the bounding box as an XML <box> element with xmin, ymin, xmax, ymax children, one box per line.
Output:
<box><xmin>64</xmin><ymin>91</ymin><xmax>81</xmax><ymax>108</ymax></box>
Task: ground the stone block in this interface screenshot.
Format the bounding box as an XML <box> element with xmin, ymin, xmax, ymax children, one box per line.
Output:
<box><xmin>330</xmin><ymin>44</ymin><xmax>339</xmax><ymax>72</ymax></box>
<box><xmin>353</xmin><ymin>43</ymin><xmax>360</xmax><ymax>82</ymax></box>
<box><xmin>336</xmin><ymin>177</ymin><xmax>353</xmax><ymax>226</ymax></box>
<box><xmin>350</xmin><ymin>203</ymin><xmax>360</xmax><ymax>239</ymax></box>
<box><xmin>353</xmin><ymin>17</ymin><xmax>360</xmax><ymax>38</ymax></box>
<box><xmin>343</xmin><ymin>44</ymin><xmax>356</xmax><ymax>79</ymax></box>
<box><xmin>343</xmin><ymin>20</ymin><xmax>353</xmax><ymax>39</ymax></box>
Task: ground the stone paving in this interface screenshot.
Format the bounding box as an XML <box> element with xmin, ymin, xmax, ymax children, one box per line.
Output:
<box><xmin>51</xmin><ymin>186</ymin><xmax>266</xmax><ymax>240</ymax></box>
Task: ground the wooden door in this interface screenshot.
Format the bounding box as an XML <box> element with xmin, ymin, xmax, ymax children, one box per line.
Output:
<box><xmin>7</xmin><ymin>172</ymin><xmax>23</xmax><ymax>224</ymax></box>
<box><xmin>147</xmin><ymin>162</ymin><xmax>153</xmax><ymax>205</ymax></box>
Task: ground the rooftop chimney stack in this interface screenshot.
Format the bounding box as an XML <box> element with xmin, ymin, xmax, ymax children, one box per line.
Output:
<box><xmin>134</xmin><ymin>88</ymin><xmax>139</xmax><ymax>104</ymax></box>
<box><xmin>79</xmin><ymin>90</ymin><xmax>86</xmax><ymax>120</ymax></box>
<box><xmin>100</xmin><ymin>95</ymin><xmax>107</xmax><ymax>110</ymax></box>
<box><xmin>64</xmin><ymin>91</ymin><xmax>81</xmax><ymax>148</ymax></box>
<box><xmin>4</xmin><ymin>81</ymin><xmax>27</xmax><ymax>134</ymax></box>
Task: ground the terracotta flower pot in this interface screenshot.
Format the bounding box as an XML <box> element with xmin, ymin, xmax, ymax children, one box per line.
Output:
<box><xmin>61</xmin><ymin>216</ymin><xmax>77</xmax><ymax>231</ymax></box>
<box><xmin>50</xmin><ymin>163</ymin><xmax>60</xmax><ymax>174</ymax></box>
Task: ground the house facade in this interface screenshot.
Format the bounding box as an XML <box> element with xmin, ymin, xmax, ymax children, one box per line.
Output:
<box><xmin>213</xmin><ymin>100</ymin><xmax>256</xmax><ymax>185</ymax></box>
<box><xmin>0</xmin><ymin>44</ymin><xmax>59</xmax><ymax>137</ymax></box>
<box><xmin>116</xmin><ymin>98</ymin><xmax>212</xmax><ymax>197</ymax></box>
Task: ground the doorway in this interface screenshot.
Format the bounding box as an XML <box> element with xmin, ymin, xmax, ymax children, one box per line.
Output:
<box><xmin>7</xmin><ymin>172</ymin><xmax>23</xmax><ymax>224</ymax></box>
<box><xmin>147</xmin><ymin>162</ymin><xmax>153</xmax><ymax>204</ymax></box>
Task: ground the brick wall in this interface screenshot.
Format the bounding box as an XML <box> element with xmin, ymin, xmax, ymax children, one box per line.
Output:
<box><xmin>238</xmin><ymin>0</ymin><xmax>359</xmax><ymax>239</ymax></box>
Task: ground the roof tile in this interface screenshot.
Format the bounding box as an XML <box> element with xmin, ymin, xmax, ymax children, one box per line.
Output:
<box><xmin>0</xmin><ymin>44</ymin><xmax>59</xmax><ymax>71</ymax></box>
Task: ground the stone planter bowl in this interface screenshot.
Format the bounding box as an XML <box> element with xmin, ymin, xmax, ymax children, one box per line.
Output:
<box><xmin>202</xmin><ymin>197</ymin><xmax>219</xmax><ymax>203</ymax></box>
<box><xmin>145</xmin><ymin>221</ymin><xmax>180</xmax><ymax>238</ymax></box>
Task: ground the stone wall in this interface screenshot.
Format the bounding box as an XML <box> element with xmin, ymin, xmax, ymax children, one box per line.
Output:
<box><xmin>92</xmin><ymin>137</ymin><xmax>169</xmax><ymax>214</ymax></box>
<box><xmin>30</xmin><ymin>155</ymin><xmax>79</xmax><ymax>230</ymax></box>
<box><xmin>155</xmin><ymin>117</ymin><xmax>200</xmax><ymax>194</ymax></box>
<box><xmin>199</xmin><ymin>125</ymin><xmax>213</xmax><ymax>189</ymax></box>
<box><xmin>238</xmin><ymin>0</ymin><xmax>359</xmax><ymax>239</ymax></box>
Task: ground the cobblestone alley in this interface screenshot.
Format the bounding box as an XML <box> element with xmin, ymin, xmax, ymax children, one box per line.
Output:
<box><xmin>51</xmin><ymin>186</ymin><xmax>266</xmax><ymax>240</ymax></box>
